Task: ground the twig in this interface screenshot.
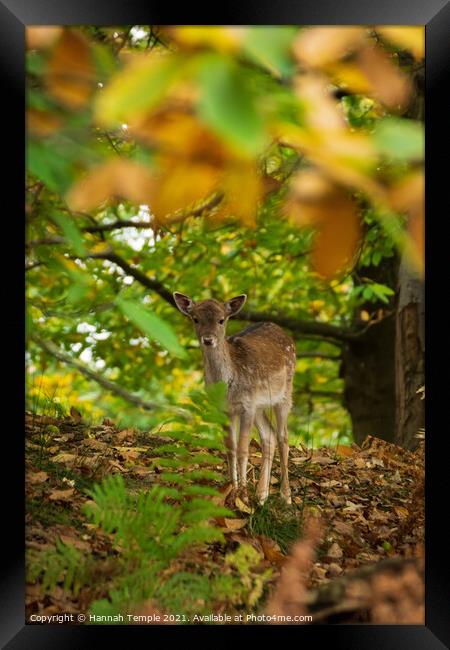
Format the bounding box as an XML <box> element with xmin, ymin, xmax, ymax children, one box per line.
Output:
<box><xmin>30</xmin><ymin>333</ymin><xmax>189</xmax><ymax>417</ymax></box>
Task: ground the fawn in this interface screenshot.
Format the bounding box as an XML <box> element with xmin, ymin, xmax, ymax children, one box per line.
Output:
<box><xmin>173</xmin><ymin>292</ymin><xmax>296</xmax><ymax>504</ymax></box>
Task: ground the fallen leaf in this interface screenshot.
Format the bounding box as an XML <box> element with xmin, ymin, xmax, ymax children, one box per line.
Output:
<box><xmin>49</xmin><ymin>488</ymin><xmax>75</xmax><ymax>502</ymax></box>
<box><xmin>70</xmin><ymin>406</ymin><xmax>82</xmax><ymax>422</ymax></box>
<box><xmin>235</xmin><ymin>496</ymin><xmax>254</xmax><ymax>514</ymax></box>
<box><xmin>327</xmin><ymin>562</ymin><xmax>343</xmax><ymax>577</ymax></box>
<box><xmin>334</xmin><ymin>445</ymin><xmax>355</xmax><ymax>458</ymax></box>
<box><xmin>27</xmin><ymin>471</ymin><xmax>49</xmax><ymax>485</ymax></box>
<box><xmin>52</xmin><ymin>452</ymin><xmax>77</xmax><ymax>465</ymax></box>
<box><xmin>257</xmin><ymin>535</ymin><xmax>286</xmax><ymax>565</ymax></box>
<box><xmin>217</xmin><ymin>517</ymin><xmax>248</xmax><ymax>531</ymax></box>
<box><xmin>59</xmin><ymin>533</ymin><xmax>91</xmax><ymax>551</ymax></box>
<box><xmin>333</xmin><ymin>520</ymin><xmax>355</xmax><ymax>536</ymax></box>
<box><xmin>326</xmin><ymin>541</ymin><xmax>343</xmax><ymax>560</ymax></box>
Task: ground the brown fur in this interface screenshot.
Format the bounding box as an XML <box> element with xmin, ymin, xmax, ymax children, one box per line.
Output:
<box><xmin>173</xmin><ymin>293</ymin><xmax>296</xmax><ymax>503</ymax></box>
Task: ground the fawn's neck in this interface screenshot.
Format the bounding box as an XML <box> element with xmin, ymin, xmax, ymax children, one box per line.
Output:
<box><xmin>202</xmin><ymin>339</ymin><xmax>233</xmax><ymax>386</ymax></box>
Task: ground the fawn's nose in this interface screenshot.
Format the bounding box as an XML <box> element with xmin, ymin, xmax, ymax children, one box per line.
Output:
<box><xmin>202</xmin><ymin>336</ymin><xmax>215</xmax><ymax>346</ymax></box>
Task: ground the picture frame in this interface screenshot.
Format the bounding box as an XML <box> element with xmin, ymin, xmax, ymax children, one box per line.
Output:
<box><xmin>3</xmin><ymin>0</ymin><xmax>448</xmax><ymax>645</ymax></box>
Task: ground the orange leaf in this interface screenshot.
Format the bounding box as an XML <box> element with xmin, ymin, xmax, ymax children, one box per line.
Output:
<box><xmin>334</xmin><ymin>445</ymin><xmax>355</xmax><ymax>458</ymax></box>
<box><xmin>27</xmin><ymin>109</ymin><xmax>62</xmax><ymax>137</ymax></box>
<box><xmin>389</xmin><ymin>171</ymin><xmax>424</xmax><ymax>276</ymax></box>
<box><xmin>151</xmin><ymin>160</ymin><xmax>221</xmax><ymax>221</ymax></box>
<box><xmin>293</xmin><ymin>27</ymin><xmax>366</xmax><ymax>68</ymax></box>
<box><xmin>356</xmin><ymin>44</ymin><xmax>411</xmax><ymax>111</ymax></box>
<box><xmin>288</xmin><ymin>169</ymin><xmax>362</xmax><ymax>279</ymax></box>
<box><xmin>66</xmin><ymin>160</ymin><xmax>155</xmax><ymax>212</ymax></box>
<box><xmin>46</xmin><ymin>29</ymin><xmax>96</xmax><ymax>109</ymax></box>
<box><xmin>26</xmin><ymin>26</ymin><xmax>62</xmax><ymax>50</ymax></box>
<box><xmin>27</xmin><ymin>471</ymin><xmax>49</xmax><ymax>485</ymax></box>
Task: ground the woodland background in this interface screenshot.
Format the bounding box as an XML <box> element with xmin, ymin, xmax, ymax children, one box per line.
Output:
<box><xmin>25</xmin><ymin>25</ymin><xmax>424</xmax><ymax>624</ymax></box>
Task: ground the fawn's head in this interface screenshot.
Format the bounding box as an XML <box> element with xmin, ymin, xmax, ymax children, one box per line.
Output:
<box><xmin>173</xmin><ymin>293</ymin><xmax>246</xmax><ymax>348</ymax></box>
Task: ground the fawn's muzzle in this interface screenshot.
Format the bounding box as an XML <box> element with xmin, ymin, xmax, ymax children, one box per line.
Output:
<box><xmin>201</xmin><ymin>336</ymin><xmax>216</xmax><ymax>347</ymax></box>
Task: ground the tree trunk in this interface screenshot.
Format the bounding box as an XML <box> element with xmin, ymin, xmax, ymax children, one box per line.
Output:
<box><xmin>342</xmin><ymin>59</ymin><xmax>424</xmax><ymax>449</ymax></box>
<box><xmin>341</xmin><ymin>314</ymin><xmax>396</xmax><ymax>445</ymax></box>
<box><xmin>341</xmin><ymin>257</ymin><xmax>398</xmax><ymax>446</ymax></box>
<box><xmin>394</xmin><ymin>260</ymin><xmax>425</xmax><ymax>450</ymax></box>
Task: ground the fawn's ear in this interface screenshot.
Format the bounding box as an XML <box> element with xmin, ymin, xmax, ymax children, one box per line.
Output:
<box><xmin>225</xmin><ymin>294</ymin><xmax>247</xmax><ymax>317</ymax></box>
<box><xmin>173</xmin><ymin>292</ymin><xmax>194</xmax><ymax>315</ymax></box>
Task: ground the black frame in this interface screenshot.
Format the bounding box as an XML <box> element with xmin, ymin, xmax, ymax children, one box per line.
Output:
<box><xmin>4</xmin><ymin>0</ymin><xmax>450</xmax><ymax>646</ymax></box>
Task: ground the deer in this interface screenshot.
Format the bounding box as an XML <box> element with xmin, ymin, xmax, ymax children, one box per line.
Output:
<box><xmin>173</xmin><ymin>292</ymin><xmax>296</xmax><ymax>505</ymax></box>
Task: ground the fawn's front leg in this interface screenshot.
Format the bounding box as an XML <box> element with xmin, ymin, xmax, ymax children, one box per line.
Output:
<box><xmin>237</xmin><ymin>410</ymin><xmax>254</xmax><ymax>495</ymax></box>
<box><xmin>225</xmin><ymin>413</ymin><xmax>238</xmax><ymax>488</ymax></box>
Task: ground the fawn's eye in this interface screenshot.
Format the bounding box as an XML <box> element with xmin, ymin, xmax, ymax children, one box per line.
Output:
<box><xmin>218</xmin><ymin>318</ymin><xmax>225</xmax><ymax>325</ymax></box>
<box><xmin>193</xmin><ymin>317</ymin><xmax>199</xmax><ymax>323</ymax></box>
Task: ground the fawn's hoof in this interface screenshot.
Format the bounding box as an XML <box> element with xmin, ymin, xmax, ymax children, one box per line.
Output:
<box><xmin>256</xmin><ymin>492</ymin><xmax>269</xmax><ymax>505</ymax></box>
<box><xmin>237</xmin><ymin>485</ymin><xmax>249</xmax><ymax>505</ymax></box>
<box><xmin>281</xmin><ymin>492</ymin><xmax>292</xmax><ymax>505</ymax></box>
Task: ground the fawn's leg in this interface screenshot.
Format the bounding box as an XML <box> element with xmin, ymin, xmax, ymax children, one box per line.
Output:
<box><xmin>237</xmin><ymin>410</ymin><xmax>254</xmax><ymax>493</ymax></box>
<box><xmin>254</xmin><ymin>411</ymin><xmax>277</xmax><ymax>505</ymax></box>
<box><xmin>225</xmin><ymin>413</ymin><xmax>238</xmax><ymax>488</ymax></box>
<box><xmin>274</xmin><ymin>402</ymin><xmax>291</xmax><ymax>504</ymax></box>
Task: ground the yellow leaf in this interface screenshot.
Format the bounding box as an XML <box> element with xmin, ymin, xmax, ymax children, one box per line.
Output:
<box><xmin>94</xmin><ymin>52</ymin><xmax>180</xmax><ymax>125</ymax></box>
<box><xmin>235</xmin><ymin>496</ymin><xmax>254</xmax><ymax>514</ymax></box>
<box><xmin>376</xmin><ymin>27</ymin><xmax>424</xmax><ymax>59</ymax></box>
<box><xmin>218</xmin><ymin>160</ymin><xmax>262</xmax><ymax>227</ymax></box>
<box><xmin>164</xmin><ymin>26</ymin><xmax>246</xmax><ymax>53</ymax></box>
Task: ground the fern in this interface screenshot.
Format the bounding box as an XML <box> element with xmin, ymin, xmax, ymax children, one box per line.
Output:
<box><xmin>27</xmin><ymin>538</ymin><xmax>89</xmax><ymax>596</ymax></box>
<box><xmin>28</xmin><ymin>381</ymin><xmax>266</xmax><ymax>619</ymax></box>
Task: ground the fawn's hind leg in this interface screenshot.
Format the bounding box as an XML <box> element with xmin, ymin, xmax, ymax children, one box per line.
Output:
<box><xmin>274</xmin><ymin>402</ymin><xmax>291</xmax><ymax>504</ymax></box>
<box><xmin>254</xmin><ymin>410</ymin><xmax>277</xmax><ymax>504</ymax></box>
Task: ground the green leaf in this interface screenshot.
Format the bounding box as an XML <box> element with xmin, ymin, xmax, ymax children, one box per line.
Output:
<box><xmin>373</xmin><ymin>118</ymin><xmax>424</xmax><ymax>161</ymax></box>
<box><xmin>242</xmin><ymin>27</ymin><xmax>297</xmax><ymax>77</ymax></box>
<box><xmin>51</xmin><ymin>212</ymin><xmax>86</xmax><ymax>257</ymax></box>
<box><xmin>27</xmin><ymin>139</ymin><xmax>74</xmax><ymax>194</ymax></box>
<box><xmin>197</xmin><ymin>54</ymin><xmax>266</xmax><ymax>155</ymax></box>
<box><xmin>115</xmin><ymin>297</ymin><xmax>186</xmax><ymax>358</ymax></box>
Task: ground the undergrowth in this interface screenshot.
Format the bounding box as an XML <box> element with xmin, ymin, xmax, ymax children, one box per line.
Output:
<box><xmin>27</xmin><ymin>381</ymin><xmax>274</xmax><ymax>620</ymax></box>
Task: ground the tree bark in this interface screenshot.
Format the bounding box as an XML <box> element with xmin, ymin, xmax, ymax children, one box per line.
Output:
<box><xmin>394</xmin><ymin>260</ymin><xmax>425</xmax><ymax>450</ymax></box>
<box><xmin>340</xmin><ymin>256</ymin><xmax>398</xmax><ymax>446</ymax></box>
<box><xmin>341</xmin><ymin>313</ymin><xmax>396</xmax><ymax>445</ymax></box>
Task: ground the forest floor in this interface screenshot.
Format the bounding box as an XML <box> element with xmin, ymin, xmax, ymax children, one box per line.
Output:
<box><xmin>25</xmin><ymin>411</ymin><xmax>424</xmax><ymax>624</ymax></box>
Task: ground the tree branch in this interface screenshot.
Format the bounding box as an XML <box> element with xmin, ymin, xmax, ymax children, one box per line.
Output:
<box><xmin>296</xmin><ymin>352</ymin><xmax>341</xmax><ymax>361</ymax></box>
<box><xmin>30</xmin><ymin>333</ymin><xmax>188</xmax><ymax>416</ymax></box>
<box><xmin>235</xmin><ymin>310</ymin><xmax>354</xmax><ymax>342</ymax></box>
